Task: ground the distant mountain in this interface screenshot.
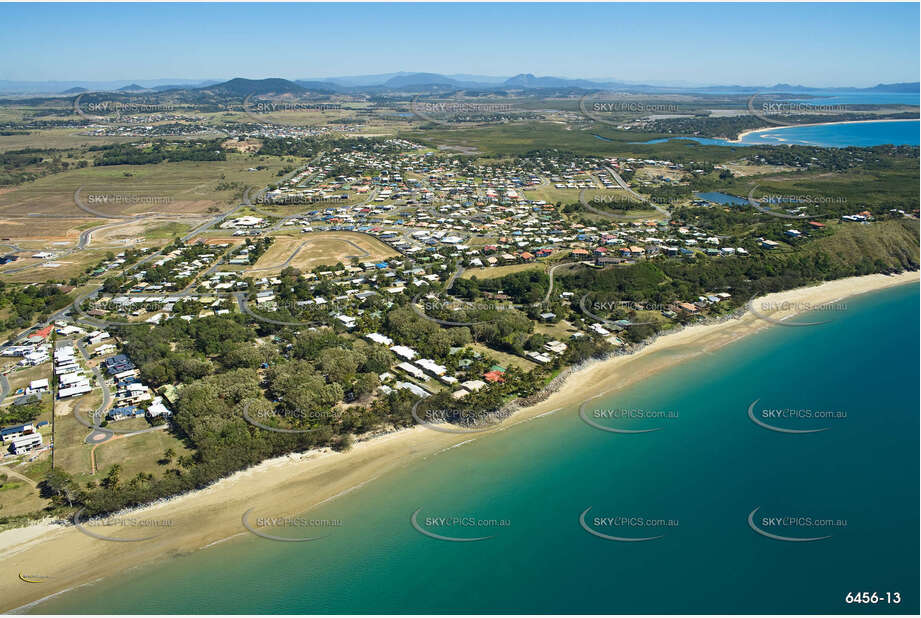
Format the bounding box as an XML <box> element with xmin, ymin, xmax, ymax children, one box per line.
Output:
<box><xmin>383</xmin><ymin>73</ymin><xmax>462</xmax><ymax>88</ymax></box>
<box><xmin>61</xmin><ymin>86</ymin><xmax>88</xmax><ymax>94</ymax></box>
<box><xmin>0</xmin><ymin>79</ymin><xmax>218</xmax><ymax>94</ymax></box>
<box><xmin>320</xmin><ymin>72</ymin><xmax>411</xmax><ymax>87</ymax></box>
<box><xmin>199</xmin><ymin>78</ymin><xmax>308</xmax><ymax>96</ymax></box>
<box><xmin>118</xmin><ymin>83</ymin><xmax>146</xmax><ymax>92</ymax></box>
<box><xmin>503</xmin><ymin>73</ymin><xmax>610</xmax><ymax>89</ymax></box>
<box><xmin>867</xmin><ymin>82</ymin><xmax>919</xmax><ymax>93</ymax></box>
<box><xmin>293</xmin><ymin>80</ymin><xmax>342</xmax><ymax>93</ymax></box>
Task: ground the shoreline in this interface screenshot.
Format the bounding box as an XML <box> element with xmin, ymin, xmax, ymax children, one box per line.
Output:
<box><xmin>730</xmin><ymin>117</ymin><xmax>918</xmax><ymax>143</ymax></box>
<box><xmin>2</xmin><ymin>270</ymin><xmax>918</xmax><ymax>613</ymax></box>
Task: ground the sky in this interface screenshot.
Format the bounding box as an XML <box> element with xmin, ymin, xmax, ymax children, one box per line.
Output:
<box><xmin>0</xmin><ymin>2</ymin><xmax>918</xmax><ymax>87</ymax></box>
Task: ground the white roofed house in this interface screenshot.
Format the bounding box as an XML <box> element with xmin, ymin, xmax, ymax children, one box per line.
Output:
<box><xmin>117</xmin><ymin>382</ymin><xmax>153</xmax><ymax>405</ymax></box>
<box><xmin>27</xmin><ymin>378</ymin><xmax>49</xmax><ymax>395</ymax></box>
<box><xmin>365</xmin><ymin>333</ymin><xmax>393</xmax><ymax>346</ymax></box>
<box><xmin>416</xmin><ymin>358</ymin><xmax>447</xmax><ymax>377</ymax></box>
<box><xmin>390</xmin><ymin>345</ymin><xmax>418</xmax><ymax>361</ymax></box>
<box><xmin>146</xmin><ymin>396</ymin><xmax>172</xmax><ymax>419</ymax></box>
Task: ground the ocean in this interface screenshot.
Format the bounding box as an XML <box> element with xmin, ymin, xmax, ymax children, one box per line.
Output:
<box><xmin>29</xmin><ymin>283</ymin><xmax>919</xmax><ymax>614</ymax></box>
<box><xmin>639</xmin><ymin>119</ymin><xmax>919</xmax><ymax>147</ymax></box>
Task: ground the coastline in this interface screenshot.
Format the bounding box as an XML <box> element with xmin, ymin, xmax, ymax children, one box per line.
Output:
<box><xmin>2</xmin><ymin>270</ymin><xmax>918</xmax><ymax>614</ymax></box>
<box><xmin>730</xmin><ymin>117</ymin><xmax>918</xmax><ymax>143</ymax></box>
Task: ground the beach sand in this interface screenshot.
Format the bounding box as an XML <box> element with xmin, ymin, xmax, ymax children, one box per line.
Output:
<box><xmin>2</xmin><ymin>270</ymin><xmax>917</xmax><ymax>613</ymax></box>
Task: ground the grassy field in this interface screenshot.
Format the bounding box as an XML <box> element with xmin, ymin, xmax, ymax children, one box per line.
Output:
<box><xmin>461</xmin><ymin>262</ymin><xmax>547</xmax><ymax>280</ymax></box>
<box><xmin>246</xmin><ymin>231</ymin><xmax>397</xmax><ymax>274</ymax></box>
<box><xmin>0</xmin><ymin>153</ymin><xmax>296</xmax><ymax>224</ymax></box>
<box><xmin>400</xmin><ymin>121</ymin><xmax>759</xmax><ymax>161</ymax></box>
<box><xmin>93</xmin><ymin>428</ymin><xmax>192</xmax><ymax>482</ymax></box>
<box><xmin>0</xmin><ymin>128</ymin><xmax>137</xmax><ymax>152</ymax></box>
<box><xmin>469</xmin><ymin>343</ymin><xmax>538</xmax><ymax>371</ymax></box>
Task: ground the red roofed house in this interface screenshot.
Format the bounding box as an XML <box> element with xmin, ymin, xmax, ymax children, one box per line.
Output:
<box><xmin>483</xmin><ymin>370</ymin><xmax>505</xmax><ymax>383</ymax></box>
<box><xmin>34</xmin><ymin>325</ymin><xmax>53</xmax><ymax>340</ymax></box>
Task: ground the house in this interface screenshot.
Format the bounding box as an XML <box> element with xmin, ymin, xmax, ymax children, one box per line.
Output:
<box><xmin>94</xmin><ymin>343</ymin><xmax>117</xmax><ymax>357</ymax></box>
<box><xmin>10</xmin><ymin>433</ymin><xmax>42</xmax><ymax>454</ymax></box>
<box><xmin>58</xmin><ymin>382</ymin><xmax>92</xmax><ymax>399</ymax></box>
<box><xmin>365</xmin><ymin>333</ymin><xmax>393</xmax><ymax>346</ymax></box>
<box><xmin>1</xmin><ymin>423</ymin><xmax>35</xmax><ymax>443</ymax></box>
<box><xmin>589</xmin><ymin>323</ymin><xmax>611</xmax><ymax>336</ymax></box>
<box><xmin>461</xmin><ymin>379</ymin><xmax>486</xmax><ymax>392</ymax></box>
<box><xmin>107</xmin><ymin>406</ymin><xmax>144</xmax><ymax>421</ymax></box>
<box><xmin>416</xmin><ymin>358</ymin><xmax>447</xmax><ymax>377</ymax></box>
<box><xmin>761</xmin><ymin>240</ymin><xmax>780</xmax><ymax>249</ymax></box>
<box><xmin>390</xmin><ymin>345</ymin><xmax>418</xmax><ymax>361</ymax></box>
<box><xmin>394</xmin><ymin>381</ymin><xmax>429</xmax><ymax>398</ymax></box>
<box><xmin>483</xmin><ymin>370</ymin><xmax>505</xmax><ymax>383</ymax></box>
<box><xmin>146</xmin><ymin>397</ymin><xmax>172</xmax><ymax>418</ymax></box>
<box><xmin>27</xmin><ymin>379</ymin><xmax>49</xmax><ymax>395</ymax></box>
<box><xmin>117</xmin><ymin>382</ymin><xmax>152</xmax><ymax>405</ymax></box>
<box><xmin>526</xmin><ymin>351</ymin><xmax>552</xmax><ymax>364</ymax></box>
<box><xmin>396</xmin><ymin>362</ymin><xmax>427</xmax><ymax>381</ymax></box>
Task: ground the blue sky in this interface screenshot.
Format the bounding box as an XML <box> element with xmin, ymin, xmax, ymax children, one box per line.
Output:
<box><xmin>1</xmin><ymin>3</ymin><xmax>918</xmax><ymax>87</ymax></box>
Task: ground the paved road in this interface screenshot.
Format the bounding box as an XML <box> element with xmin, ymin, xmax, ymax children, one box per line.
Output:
<box><xmin>0</xmin><ymin>374</ymin><xmax>9</xmax><ymax>402</ymax></box>
<box><xmin>604</xmin><ymin>166</ymin><xmax>672</xmax><ymax>220</ymax></box>
<box><xmin>542</xmin><ymin>261</ymin><xmax>578</xmax><ymax>306</ymax></box>
<box><xmin>445</xmin><ymin>265</ymin><xmax>465</xmax><ymax>291</ymax></box>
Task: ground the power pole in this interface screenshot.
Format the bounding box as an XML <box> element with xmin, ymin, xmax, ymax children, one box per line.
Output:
<box><xmin>50</xmin><ymin>330</ymin><xmax>56</xmax><ymax>469</ymax></box>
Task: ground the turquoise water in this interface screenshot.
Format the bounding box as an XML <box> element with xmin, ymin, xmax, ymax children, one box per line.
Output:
<box><xmin>694</xmin><ymin>191</ymin><xmax>748</xmax><ymax>205</ymax></box>
<box><xmin>31</xmin><ymin>283</ymin><xmax>919</xmax><ymax>614</ymax></box>
<box><xmin>640</xmin><ymin>119</ymin><xmax>919</xmax><ymax>147</ymax></box>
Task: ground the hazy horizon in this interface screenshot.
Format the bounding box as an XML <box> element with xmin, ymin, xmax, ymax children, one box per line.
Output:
<box><xmin>1</xmin><ymin>3</ymin><xmax>918</xmax><ymax>87</ymax></box>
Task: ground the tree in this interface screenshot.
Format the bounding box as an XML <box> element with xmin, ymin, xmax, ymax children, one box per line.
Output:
<box><xmin>102</xmin><ymin>464</ymin><xmax>121</xmax><ymax>490</ymax></box>
<box><xmin>40</xmin><ymin>469</ymin><xmax>82</xmax><ymax>507</ymax></box>
<box><xmin>159</xmin><ymin>448</ymin><xmax>176</xmax><ymax>465</ymax></box>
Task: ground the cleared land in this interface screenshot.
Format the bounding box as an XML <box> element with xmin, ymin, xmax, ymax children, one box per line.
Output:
<box><xmin>245</xmin><ymin>232</ymin><xmax>398</xmax><ymax>274</ymax></box>
<box><xmin>0</xmin><ymin>153</ymin><xmax>295</xmax><ymax>225</ymax></box>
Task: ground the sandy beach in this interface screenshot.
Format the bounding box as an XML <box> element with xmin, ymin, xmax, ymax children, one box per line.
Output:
<box><xmin>1</xmin><ymin>270</ymin><xmax>917</xmax><ymax>613</ymax></box>
<box><xmin>731</xmin><ymin>117</ymin><xmax>917</xmax><ymax>143</ymax></box>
